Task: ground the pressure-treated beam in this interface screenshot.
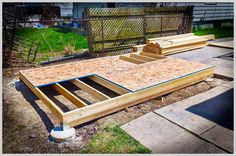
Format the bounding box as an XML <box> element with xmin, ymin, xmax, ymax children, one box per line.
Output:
<box><xmin>71</xmin><ymin>79</ymin><xmax>110</xmax><ymax>101</ymax></box>
<box><xmin>140</xmin><ymin>52</ymin><xmax>166</xmax><ymax>59</ymax></box>
<box><xmin>52</xmin><ymin>83</ymin><xmax>87</xmax><ymax>108</ymax></box>
<box><xmin>119</xmin><ymin>55</ymin><xmax>147</xmax><ymax>64</ymax></box>
<box><xmin>19</xmin><ymin>72</ymin><xmax>64</xmax><ymax>121</ymax></box>
<box><xmin>88</xmin><ymin>75</ymin><xmax>130</xmax><ymax>95</ymax></box>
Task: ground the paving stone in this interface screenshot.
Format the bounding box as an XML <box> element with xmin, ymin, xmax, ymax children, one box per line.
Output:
<box><xmin>121</xmin><ymin>112</ymin><xmax>224</xmax><ymax>153</ymax></box>
<box><xmin>193</xmin><ymin>142</ymin><xmax>226</xmax><ymax>153</ymax></box>
<box><xmin>155</xmin><ymin>108</ymin><xmax>216</xmax><ymax>135</ymax></box>
<box><xmin>201</xmin><ymin>125</ymin><xmax>234</xmax><ymax>153</ymax></box>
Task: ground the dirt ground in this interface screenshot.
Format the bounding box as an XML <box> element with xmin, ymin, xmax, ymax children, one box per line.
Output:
<box><xmin>2</xmin><ymin>67</ymin><xmax>230</xmax><ymax>153</ymax></box>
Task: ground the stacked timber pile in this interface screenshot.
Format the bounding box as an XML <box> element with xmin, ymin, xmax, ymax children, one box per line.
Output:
<box><xmin>132</xmin><ymin>33</ymin><xmax>215</xmax><ymax>55</ymax></box>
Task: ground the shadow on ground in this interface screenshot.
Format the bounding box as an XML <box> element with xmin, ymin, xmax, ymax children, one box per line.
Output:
<box><xmin>186</xmin><ymin>89</ymin><xmax>234</xmax><ymax>130</ymax></box>
<box><xmin>15</xmin><ymin>81</ymin><xmax>55</xmax><ymax>133</ymax></box>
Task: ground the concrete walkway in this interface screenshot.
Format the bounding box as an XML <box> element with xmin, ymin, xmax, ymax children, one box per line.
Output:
<box><xmin>121</xmin><ymin>82</ymin><xmax>233</xmax><ymax>153</ymax></box>
<box><xmin>171</xmin><ymin>45</ymin><xmax>233</xmax><ymax>78</ymax></box>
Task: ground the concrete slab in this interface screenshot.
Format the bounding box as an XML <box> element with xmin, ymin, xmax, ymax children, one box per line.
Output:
<box><xmin>155</xmin><ymin>108</ymin><xmax>216</xmax><ymax>135</ymax></box>
<box><xmin>186</xmin><ymin>88</ymin><xmax>234</xmax><ymax>131</ymax></box>
<box><xmin>172</xmin><ymin>46</ymin><xmax>233</xmax><ymax>78</ymax></box>
<box><xmin>201</xmin><ymin>125</ymin><xmax>234</xmax><ymax>153</ymax></box>
<box><xmin>121</xmin><ymin>112</ymin><xmax>225</xmax><ymax>153</ymax></box>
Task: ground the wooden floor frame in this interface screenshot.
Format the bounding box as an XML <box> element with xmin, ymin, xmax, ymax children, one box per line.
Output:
<box><xmin>19</xmin><ymin>65</ymin><xmax>214</xmax><ymax>128</ymax></box>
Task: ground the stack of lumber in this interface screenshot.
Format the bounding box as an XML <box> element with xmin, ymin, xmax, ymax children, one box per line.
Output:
<box><xmin>132</xmin><ymin>33</ymin><xmax>215</xmax><ymax>55</ymax></box>
<box><xmin>119</xmin><ymin>52</ymin><xmax>166</xmax><ymax>64</ymax></box>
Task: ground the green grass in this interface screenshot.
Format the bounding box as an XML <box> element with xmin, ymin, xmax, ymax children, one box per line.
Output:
<box><xmin>81</xmin><ymin>125</ymin><xmax>151</xmax><ymax>154</ymax></box>
<box><xmin>193</xmin><ymin>26</ymin><xmax>233</xmax><ymax>39</ymax></box>
<box><xmin>15</xmin><ymin>27</ymin><xmax>88</xmax><ymax>53</ymax></box>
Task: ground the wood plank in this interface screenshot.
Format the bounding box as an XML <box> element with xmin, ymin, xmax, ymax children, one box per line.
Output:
<box><xmin>52</xmin><ymin>83</ymin><xmax>87</xmax><ymax>108</ymax></box>
<box><xmin>147</xmin><ymin>33</ymin><xmax>195</xmax><ymax>45</ymax></box>
<box><xmin>19</xmin><ymin>72</ymin><xmax>64</xmax><ymax>121</ymax></box>
<box><xmin>161</xmin><ymin>42</ymin><xmax>206</xmax><ymax>54</ymax></box>
<box><xmin>119</xmin><ymin>55</ymin><xmax>147</xmax><ymax>64</ymax></box>
<box><xmin>71</xmin><ymin>79</ymin><xmax>110</xmax><ymax>101</ymax></box>
<box><xmin>161</xmin><ymin>38</ymin><xmax>207</xmax><ymax>49</ymax></box>
<box><xmin>63</xmin><ymin>67</ymin><xmax>214</xmax><ymax>127</ymax></box>
<box><xmin>130</xmin><ymin>54</ymin><xmax>157</xmax><ymax>62</ymax></box>
<box><xmin>89</xmin><ymin>75</ymin><xmax>130</xmax><ymax>95</ymax></box>
<box><xmin>142</xmin><ymin>46</ymin><xmax>160</xmax><ymax>54</ymax></box>
<box><xmin>140</xmin><ymin>52</ymin><xmax>166</xmax><ymax>59</ymax></box>
<box><xmin>197</xmin><ymin>34</ymin><xmax>215</xmax><ymax>41</ymax></box>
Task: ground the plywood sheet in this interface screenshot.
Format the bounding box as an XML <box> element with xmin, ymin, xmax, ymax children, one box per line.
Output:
<box><xmin>20</xmin><ymin>55</ymin><xmax>212</xmax><ymax>91</ymax></box>
<box><xmin>208</xmin><ymin>40</ymin><xmax>234</xmax><ymax>49</ymax></box>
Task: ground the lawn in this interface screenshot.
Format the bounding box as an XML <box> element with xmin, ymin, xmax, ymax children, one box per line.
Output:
<box><xmin>193</xmin><ymin>26</ymin><xmax>233</xmax><ymax>39</ymax></box>
<box><xmin>82</xmin><ymin>125</ymin><xmax>151</xmax><ymax>154</ymax></box>
<box><xmin>15</xmin><ymin>27</ymin><xmax>88</xmax><ymax>53</ymax></box>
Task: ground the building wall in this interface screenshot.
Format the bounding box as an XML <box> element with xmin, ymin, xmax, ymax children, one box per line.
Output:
<box><xmin>174</xmin><ymin>2</ymin><xmax>233</xmax><ymax>22</ymax></box>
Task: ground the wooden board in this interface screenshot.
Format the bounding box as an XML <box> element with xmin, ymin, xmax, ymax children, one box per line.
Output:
<box><xmin>119</xmin><ymin>55</ymin><xmax>146</xmax><ymax>64</ymax></box>
<box><xmin>208</xmin><ymin>40</ymin><xmax>234</xmax><ymax>49</ymax></box>
<box><xmin>146</xmin><ymin>33</ymin><xmax>195</xmax><ymax>45</ymax></box>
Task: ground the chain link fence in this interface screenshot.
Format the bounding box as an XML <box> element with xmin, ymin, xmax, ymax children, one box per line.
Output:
<box><xmin>84</xmin><ymin>6</ymin><xmax>193</xmax><ymax>56</ymax></box>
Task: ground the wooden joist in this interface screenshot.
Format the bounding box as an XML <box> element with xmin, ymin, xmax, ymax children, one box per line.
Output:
<box><xmin>89</xmin><ymin>75</ymin><xmax>130</xmax><ymax>95</ymax></box>
<box><xmin>119</xmin><ymin>55</ymin><xmax>147</xmax><ymax>64</ymax></box>
<box><xmin>71</xmin><ymin>79</ymin><xmax>110</xmax><ymax>101</ymax></box>
<box><xmin>140</xmin><ymin>52</ymin><xmax>166</xmax><ymax>59</ymax></box>
<box><xmin>161</xmin><ymin>38</ymin><xmax>207</xmax><ymax>49</ymax></box>
<box><xmin>52</xmin><ymin>83</ymin><xmax>87</xmax><ymax>108</ymax></box>
<box><xmin>130</xmin><ymin>54</ymin><xmax>157</xmax><ymax>62</ymax></box>
<box><xmin>19</xmin><ymin>72</ymin><xmax>64</xmax><ymax>121</ymax></box>
<box><xmin>197</xmin><ymin>34</ymin><xmax>215</xmax><ymax>41</ymax></box>
<box><xmin>146</xmin><ymin>33</ymin><xmax>195</xmax><ymax>45</ymax></box>
<box><xmin>63</xmin><ymin>67</ymin><xmax>214</xmax><ymax>127</ymax></box>
<box><xmin>161</xmin><ymin>41</ymin><xmax>207</xmax><ymax>54</ymax></box>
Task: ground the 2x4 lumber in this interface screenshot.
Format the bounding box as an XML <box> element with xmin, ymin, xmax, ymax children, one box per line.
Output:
<box><xmin>19</xmin><ymin>72</ymin><xmax>64</xmax><ymax>121</ymax></box>
<box><xmin>161</xmin><ymin>38</ymin><xmax>207</xmax><ymax>49</ymax></box>
<box><xmin>161</xmin><ymin>42</ymin><xmax>206</xmax><ymax>54</ymax></box>
<box><xmin>168</xmin><ymin>36</ymin><xmax>200</xmax><ymax>44</ymax></box>
<box><xmin>119</xmin><ymin>55</ymin><xmax>147</xmax><ymax>64</ymax></box>
<box><xmin>140</xmin><ymin>52</ymin><xmax>166</xmax><ymax>59</ymax></box>
<box><xmin>71</xmin><ymin>79</ymin><xmax>110</xmax><ymax>101</ymax></box>
<box><xmin>88</xmin><ymin>75</ymin><xmax>130</xmax><ymax>95</ymax></box>
<box><xmin>130</xmin><ymin>54</ymin><xmax>157</xmax><ymax>62</ymax></box>
<box><xmin>146</xmin><ymin>33</ymin><xmax>194</xmax><ymax>45</ymax></box>
<box><xmin>197</xmin><ymin>34</ymin><xmax>215</xmax><ymax>41</ymax></box>
<box><xmin>63</xmin><ymin>67</ymin><xmax>214</xmax><ymax>127</ymax></box>
<box><xmin>52</xmin><ymin>83</ymin><xmax>87</xmax><ymax>108</ymax></box>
